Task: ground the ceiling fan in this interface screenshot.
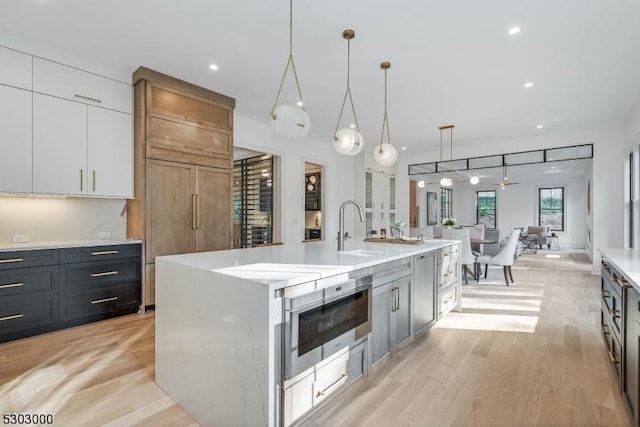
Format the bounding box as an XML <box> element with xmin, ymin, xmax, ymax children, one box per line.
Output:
<box><xmin>493</xmin><ymin>165</ymin><xmax>519</xmax><ymax>188</ymax></box>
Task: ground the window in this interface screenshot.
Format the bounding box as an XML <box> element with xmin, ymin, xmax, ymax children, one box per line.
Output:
<box><xmin>233</xmin><ymin>155</ymin><xmax>273</xmax><ymax>248</ymax></box>
<box><xmin>538</xmin><ymin>187</ymin><xmax>564</xmax><ymax>231</ymax></box>
<box><xmin>476</xmin><ymin>191</ymin><xmax>497</xmax><ymax>229</ymax></box>
<box><xmin>440</xmin><ymin>187</ymin><xmax>452</xmax><ymax>221</ymax></box>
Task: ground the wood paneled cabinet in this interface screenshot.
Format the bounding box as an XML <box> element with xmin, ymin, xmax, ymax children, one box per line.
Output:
<box><xmin>146</xmin><ymin>160</ymin><xmax>232</xmax><ymax>263</ymax></box>
<box><xmin>128</xmin><ymin>67</ymin><xmax>235</xmax><ymax>307</ymax></box>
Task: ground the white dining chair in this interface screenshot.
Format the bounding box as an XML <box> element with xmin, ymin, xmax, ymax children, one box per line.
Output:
<box><xmin>475</xmin><ymin>229</ymin><xmax>520</xmax><ymax>286</ymax></box>
<box><xmin>467</xmin><ymin>226</ymin><xmax>485</xmax><ymax>257</ymax></box>
<box><xmin>442</xmin><ymin>228</ymin><xmax>477</xmax><ymax>284</ymax></box>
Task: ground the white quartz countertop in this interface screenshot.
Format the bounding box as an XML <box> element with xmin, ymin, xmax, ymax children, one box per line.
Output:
<box><xmin>0</xmin><ymin>239</ymin><xmax>142</xmax><ymax>252</ymax></box>
<box><xmin>159</xmin><ymin>239</ymin><xmax>457</xmax><ymax>289</ymax></box>
<box><xmin>600</xmin><ymin>248</ymin><xmax>640</xmax><ymax>291</ymax></box>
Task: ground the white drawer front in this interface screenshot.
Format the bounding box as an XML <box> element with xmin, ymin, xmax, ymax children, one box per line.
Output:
<box><xmin>0</xmin><ymin>46</ymin><xmax>32</xmax><ymax>90</ymax></box>
<box><xmin>33</xmin><ymin>58</ymin><xmax>132</xmax><ymax>114</ymax></box>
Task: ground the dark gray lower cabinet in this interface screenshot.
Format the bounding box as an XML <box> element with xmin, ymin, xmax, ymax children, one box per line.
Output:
<box><xmin>413</xmin><ymin>253</ymin><xmax>436</xmax><ymax>334</ymax></box>
<box><xmin>371</xmin><ymin>275</ymin><xmax>411</xmax><ymax>364</ymax></box>
<box><xmin>625</xmin><ymin>286</ymin><xmax>640</xmax><ymax>424</ymax></box>
<box><xmin>0</xmin><ymin>244</ymin><xmax>141</xmax><ymax>343</ymax></box>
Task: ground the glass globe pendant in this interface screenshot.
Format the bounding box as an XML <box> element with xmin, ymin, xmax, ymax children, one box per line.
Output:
<box><xmin>333</xmin><ymin>29</ymin><xmax>364</xmax><ymax>156</ymax></box>
<box><xmin>269</xmin><ymin>0</ymin><xmax>310</xmax><ymax>138</ymax></box>
<box><xmin>374</xmin><ymin>62</ymin><xmax>398</xmax><ymax>167</ymax></box>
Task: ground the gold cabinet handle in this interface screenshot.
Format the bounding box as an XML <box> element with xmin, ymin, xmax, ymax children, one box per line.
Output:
<box><xmin>0</xmin><ymin>258</ymin><xmax>23</xmax><ymax>264</ymax></box>
<box><xmin>196</xmin><ymin>194</ymin><xmax>200</xmax><ymax>229</ymax></box>
<box><xmin>74</xmin><ymin>94</ymin><xmax>101</xmax><ymax>103</ymax></box>
<box><xmin>91</xmin><ymin>250</ymin><xmax>118</xmax><ymax>256</ymax></box>
<box><xmin>0</xmin><ymin>314</ymin><xmax>23</xmax><ymax>322</ymax></box>
<box><xmin>316</xmin><ymin>374</ymin><xmax>347</xmax><ymax>397</ymax></box>
<box><xmin>91</xmin><ymin>271</ymin><xmax>118</xmax><ymax>277</ymax></box>
<box><xmin>192</xmin><ymin>194</ymin><xmax>196</xmax><ymax>230</ymax></box>
<box><xmin>602</xmin><ymin>291</ymin><xmax>611</xmax><ymax>298</ymax></box>
<box><xmin>92</xmin><ymin>170</ymin><xmax>96</xmax><ymax>192</ymax></box>
<box><xmin>0</xmin><ymin>282</ymin><xmax>24</xmax><ymax>289</ymax></box>
<box><xmin>80</xmin><ymin>169</ymin><xmax>84</xmax><ymax>191</ymax></box>
<box><xmin>609</xmin><ymin>350</ymin><xmax>620</xmax><ymax>364</ymax></box>
<box><xmin>91</xmin><ymin>296</ymin><xmax>118</xmax><ymax>304</ymax></box>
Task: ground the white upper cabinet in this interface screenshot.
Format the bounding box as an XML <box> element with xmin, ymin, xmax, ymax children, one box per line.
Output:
<box><xmin>0</xmin><ymin>85</ymin><xmax>32</xmax><ymax>193</ymax></box>
<box><xmin>88</xmin><ymin>107</ymin><xmax>133</xmax><ymax>197</ymax></box>
<box><xmin>33</xmin><ymin>57</ymin><xmax>132</xmax><ymax>114</ymax></box>
<box><xmin>0</xmin><ymin>45</ymin><xmax>32</xmax><ymax>90</ymax></box>
<box><xmin>0</xmin><ymin>47</ymin><xmax>133</xmax><ymax>197</ymax></box>
<box><xmin>33</xmin><ymin>94</ymin><xmax>88</xmax><ymax>195</ymax></box>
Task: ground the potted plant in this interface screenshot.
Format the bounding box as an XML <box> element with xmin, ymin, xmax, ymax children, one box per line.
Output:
<box><xmin>442</xmin><ymin>218</ymin><xmax>456</xmax><ymax>228</ymax></box>
<box><xmin>392</xmin><ymin>220</ymin><xmax>407</xmax><ymax>237</ymax></box>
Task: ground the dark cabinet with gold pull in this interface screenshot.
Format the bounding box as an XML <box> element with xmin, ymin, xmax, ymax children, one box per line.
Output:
<box><xmin>0</xmin><ymin>244</ymin><xmax>140</xmax><ymax>344</ymax></box>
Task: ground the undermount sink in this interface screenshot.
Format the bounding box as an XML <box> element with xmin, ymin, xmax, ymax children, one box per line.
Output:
<box><xmin>339</xmin><ymin>249</ymin><xmax>386</xmax><ymax>257</ymax></box>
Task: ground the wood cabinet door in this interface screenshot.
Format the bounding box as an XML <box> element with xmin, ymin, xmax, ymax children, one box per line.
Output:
<box><xmin>195</xmin><ymin>166</ymin><xmax>232</xmax><ymax>252</ymax></box>
<box><xmin>87</xmin><ymin>106</ymin><xmax>133</xmax><ymax>197</ymax></box>
<box><xmin>146</xmin><ymin>159</ymin><xmax>195</xmax><ymax>262</ymax></box>
<box><xmin>0</xmin><ymin>86</ymin><xmax>32</xmax><ymax>193</ymax></box>
<box><xmin>33</xmin><ymin>94</ymin><xmax>87</xmax><ymax>195</ymax></box>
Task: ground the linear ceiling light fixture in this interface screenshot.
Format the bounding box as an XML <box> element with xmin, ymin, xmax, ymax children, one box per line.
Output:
<box><xmin>374</xmin><ymin>62</ymin><xmax>398</xmax><ymax>167</ymax></box>
<box><xmin>333</xmin><ymin>29</ymin><xmax>364</xmax><ymax>155</ymax></box>
<box><xmin>439</xmin><ymin>125</ymin><xmax>454</xmax><ymax>187</ymax></box>
<box><xmin>270</xmin><ymin>0</ymin><xmax>310</xmax><ymax>138</ymax></box>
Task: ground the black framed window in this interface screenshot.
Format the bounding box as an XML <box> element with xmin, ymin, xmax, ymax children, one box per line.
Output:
<box><xmin>233</xmin><ymin>155</ymin><xmax>273</xmax><ymax>248</ymax></box>
<box><xmin>538</xmin><ymin>187</ymin><xmax>564</xmax><ymax>231</ymax></box>
<box><xmin>440</xmin><ymin>187</ymin><xmax>452</xmax><ymax>221</ymax></box>
<box><xmin>476</xmin><ymin>190</ymin><xmax>497</xmax><ymax>229</ymax></box>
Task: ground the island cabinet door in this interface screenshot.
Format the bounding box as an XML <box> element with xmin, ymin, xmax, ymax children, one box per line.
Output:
<box><xmin>371</xmin><ymin>282</ymin><xmax>392</xmax><ymax>364</ymax></box>
<box><xmin>625</xmin><ymin>286</ymin><xmax>640</xmax><ymax>424</ymax></box>
<box><xmin>413</xmin><ymin>253</ymin><xmax>436</xmax><ymax>334</ymax></box>
<box><xmin>391</xmin><ymin>275</ymin><xmax>411</xmax><ymax>348</ymax></box>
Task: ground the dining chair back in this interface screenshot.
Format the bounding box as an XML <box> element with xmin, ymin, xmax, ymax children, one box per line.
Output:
<box><xmin>476</xmin><ymin>229</ymin><xmax>521</xmax><ymax>286</ymax></box>
<box><xmin>442</xmin><ymin>228</ymin><xmax>477</xmax><ymax>284</ymax></box>
<box><xmin>467</xmin><ymin>227</ymin><xmax>485</xmax><ymax>256</ymax></box>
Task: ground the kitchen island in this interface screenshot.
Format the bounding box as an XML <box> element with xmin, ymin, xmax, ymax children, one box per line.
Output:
<box><xmin>155</xmin><ymin>239</ymin><xmax>460</xmax><ymax>427</ymax></box>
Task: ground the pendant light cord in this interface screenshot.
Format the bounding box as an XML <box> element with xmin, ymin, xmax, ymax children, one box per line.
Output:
<box><xmin>334</xmin><ymin>34</ymin><xmax>360</xmax><ymax>138</ymax></box>
<box><xmin>271</xmin><ymin>0</ymin><xmax>306</xmax><ymax>118</ymax></box>
<box><xmin>379</xmin><ymin>66</ymin><xmax>391</xmax><ymax>153</ymax></box>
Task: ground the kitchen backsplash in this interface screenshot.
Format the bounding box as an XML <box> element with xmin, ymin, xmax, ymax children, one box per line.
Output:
<box><xmin>0</xmin><ymin>196</ymin><xmax>127</xmax><ymax>243</ymax></box>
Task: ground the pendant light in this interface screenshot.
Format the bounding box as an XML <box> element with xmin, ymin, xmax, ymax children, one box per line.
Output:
<box><xmin>270</xmin><ymin>0</ymin><xmax>310</xmax><ymax>138</ymax></box>
<box><xmin>374</xmin><ymin>62</ymin><xmax>398</xmax><ymax>167</ymax></box>
<box><xmin>333</xmin><ymin>29</ymin><xmax>364</xmax><ymax>155</ymax></box>
<box><xmin>439</xmin><ymin>125</ymin><xmax>454</xmax><ymax>187</ymax></box>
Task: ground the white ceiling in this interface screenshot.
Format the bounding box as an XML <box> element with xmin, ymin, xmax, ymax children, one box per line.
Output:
<box><xmin>2</xmin><ymin>0</ymin><xmax>640</xmax><ymax>153</ymax></box>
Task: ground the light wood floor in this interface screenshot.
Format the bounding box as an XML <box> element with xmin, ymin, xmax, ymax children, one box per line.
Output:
<box><xmin>0</xmin><ymin>250</ymin><xmax>631</xmax><ymax>427</ymax></box>
<box><xmin>308</xmin><ymin>250</ymin><xmax>632</xmax><ymax>427</ymax></box>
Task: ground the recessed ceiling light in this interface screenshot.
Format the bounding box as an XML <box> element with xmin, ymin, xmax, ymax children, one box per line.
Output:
<box><xmin>417</xmin><ymin>180</ymin><xmax>426</xmax><ymax>188</ymax></box>
<box><xmin>470</xmin><ymin>176</ymin><xmax>480</xmax><ymax>185</ymax></box>
<box><xmin>537</xmin><ymin>124</ymin><xmax>544</xmax><ymax>129</ymax></box>
<box><xmin>508</xmin><ymin>27</ymin><xmax>521</xmax><ymax>36</ymax></box>
<box><xmin>524</xmin><ymin>82</ymin><xmax>534</xmax><ymax>88</ymax></box>
<box><xmin>401</xmin><ymin>146</ymin><xmax>407</xmax><ymax>151</ymax></box>
<box><xmin>209</xmin><ymin>64</ymin><xmax>219</xmax><ymax>71</ymax></box>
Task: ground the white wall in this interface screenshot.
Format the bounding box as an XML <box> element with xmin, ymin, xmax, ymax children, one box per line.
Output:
<box><xmin>445</xmin><ymin>181</ymin><xmax>585</xmax><ymax>248</ymax></box>
<box><xmin>234</xmin><ymin>116</ymin><xmax>354</xmax><ymax>244</ymax></box>
<box><xmin>397</xmin><ymin>124</ymin><xmax>626</xmax><ymax>272</ymax></box>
